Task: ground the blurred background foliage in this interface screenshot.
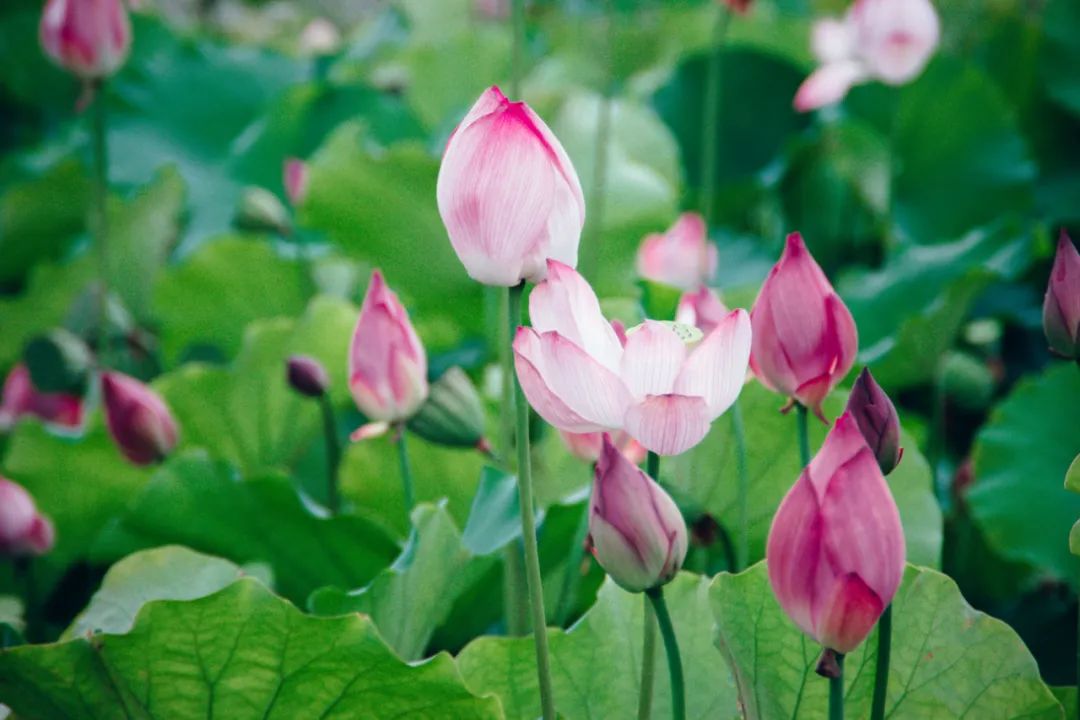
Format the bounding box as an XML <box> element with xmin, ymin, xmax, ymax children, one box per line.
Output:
<box><xmin>1</xmin><ymin>0</ymin><xmax>1079</xmax><ymax>698</ymax></box>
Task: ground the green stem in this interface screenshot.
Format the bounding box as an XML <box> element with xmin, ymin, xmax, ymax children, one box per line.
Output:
<box><xmin>796</xmin><ymin>403</ymin><xmax>810</xmax><ymax>468</ymax></box>
<box><xmin>318</xmin><ymin>395</ymin><xmax>341</xmax><ymax>515</ymax></box>
<box><xmin>510</xmin><ymin>0</ymin><xmax>526</xmax><ymax>97</ymax></box>
<box><xmin>646</xmin><ymin>586</ymin><xmax>685</xmax><ymax>720</ymax></box>
<box><xmin>509</xmin><ymin>282</ymin><xmax>557</xmax><ymax>719</ymax></box>
<box><xmin>830</xmin><ymin>653</ymin><xmax>845</xmax><ymax>720</ymax></box>
<box><xmin>638</xmin><ymin>451</ymin><xmax>661</xmax><ymax>719</ymax></box>
<box><xmin>870</xmin><ymin>604</ymin><xmax>892</xmax><ymax>720</ymax></box>
<box><xmin>499</xmin><ymin>284</ymin><xmax>527</xmax><ymax>636</ymax></box>
<box><xmin>731</xmin><ymin>401</ymin><xmax>749</xmax><ymax>570</ymax></box>
<box><xmin>90</xmin><ymin>82</ymin><xmax>111</xmax><ymax>367</ymax></box>
<box><xmin>582</xmin><ymin>8</ymin><xmax>614</xmax><ymax>281</ymax></box>
<box><xmin>396</xmin><ymin>425</ymin><xmax>416</xmax><ymax>516</ymax></box>
<box><xmin>637</xmin><ymin>599</ymin><xmax>658</xmax><ymax>720</ymax></box>
<box><xmin>699</xmin><ymin>4</ymin><xmax>731</xmax><ymax>224</ymax></box>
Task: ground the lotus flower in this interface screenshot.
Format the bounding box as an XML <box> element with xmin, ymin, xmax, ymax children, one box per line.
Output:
<box><xmin>349</xmin><ymin>270</ymin><xmax>428</xmax><ymax>439</ymax></box>
<box><xmin>589</xmin><ymin>435</ymin><xmax>688</xmax><ymax>592</ymax></box>
<box><xmin>286</xmin><ymin>355</ymin><xmax>329</xmax><ymax>398</ymax></box>
<box><xmin>749</xmin><ymin>233</ymin><xmax>857</xmax><ymax>420</ymax></box>
<box><xmin>559</xmin><ymin>429</ymin><xmax>646</xmax><ymax>466</ymax></box>
<box><xmin>636</xmin><ymin>213</ymin><xmax>718</xmax><ymax>291</ymax></box>
<box><xmin>283</xmin><ymin>158</ymin><xmax>309</xmax><ymax>207</ymax></box>
<box><xmin>514</xmin><ymin>260</ymin><xmax>751</xmax><ymax>456</ymax></box>
<box><xmin>436</xmin><ymin>86</ymin><xmax>585</xmax><ymax>286</ymax></box>
<box><xmin>40</xmin><ymin>0</ymin><xmax>131</xmax><ymax>80</ymax></box>
<box><xmin>0</xmin><ymin>477</ymin><xmax>55</xmax><ymax>558</ymax></box>
<box><xmin>794</xmin><ymin>0</ymin><xmax>940</xmax><ymax>112</ymax></box>
<box><xmin>1043</xmin><ymin>231</ymin><xmax>1080</xmax><ymax>360</ymax></box>
<box><xmin>102</xmin><ymin>371</ymin><xmax>179</xmax><ymax>465</ymax></box>
<box><xmin>767</xmin><ymin>411</ymin><xmax>905</xmax><ymax>653</ymax></box>
<box><xmin>676</xmin><ymin>286</ymin><xmax>729</xmax><ymax>335</ymax></box>
<box><xmin>0</xmin><ymin>364</ymin><xmax>83</xmax><ymax>432</ymax></box>
<box><xmin>845</xmin><ymin>367</ymin><xmax>902</xmax><ymax>475</ymax></box>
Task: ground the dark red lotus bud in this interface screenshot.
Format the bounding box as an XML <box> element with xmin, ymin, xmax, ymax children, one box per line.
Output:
<box><xmin>845</xmin><ymin>368</ymin><xmax>902</xmax><ymax>475</ymax></box>
<box><xmin>1043</xmin><ymin>231</ymin><xmax>1080</xmax><ymax>360</ymax></box>
<box><xmin>102</xmin><ymin>371</ymin><xmax>179</xmax><ymax>466</ymax></box>
<box><xmin>287</xmin><ymin>355</ymin><xmax>329</xmax><ymax>398</ymax></box>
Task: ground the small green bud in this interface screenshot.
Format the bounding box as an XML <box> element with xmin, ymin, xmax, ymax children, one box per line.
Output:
<box><xmin>407</xmin><ymin>366</ymin><xmax>488</xmax><ymax>451</ymax></box>
<box><xmin>234</xmin><ymin>187</ymin><xmax>290</xmax><ymax>235</ymax></box>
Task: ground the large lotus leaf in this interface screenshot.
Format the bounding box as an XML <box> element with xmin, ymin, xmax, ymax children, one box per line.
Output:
<box><xmin>0</xmin><ymin>579</ymin><xmax>501</xmax><ymax>719</ymax></box>
<box><xmin>91</xmin><ymin>452</ymin><xmax>398</xmax><ymax>605</ymax></box>
<box><xmin>457</xmin><ymin>572</ymin><xmax>739</xmax><ymax>719</ymax></box>
<box><xmin>664</xmin><ymin>384</ymin><xmax>942</xmax><ymax>569</ymax></box>
<box><xmin>711</xmin><ymin>563</ymin><xmax>1063</xmax><ymax>719</ymax></box>
<box><xmin>968</xmin><ymin>363</ymin><xmax>1080</xmax><ymax>587</ymax></box>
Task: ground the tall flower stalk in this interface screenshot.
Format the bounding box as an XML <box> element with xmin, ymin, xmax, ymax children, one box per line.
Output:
<box><xmin>637</xmin><ymin>451</ymin><xmax>662</xmax><ymax>719</ymax></box>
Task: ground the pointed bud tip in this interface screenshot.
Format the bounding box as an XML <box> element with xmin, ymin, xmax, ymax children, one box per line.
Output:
<box><xmin>286</xmin><ymin>355</ymin><xmax>329</xmax><ymax>398</ymax></box>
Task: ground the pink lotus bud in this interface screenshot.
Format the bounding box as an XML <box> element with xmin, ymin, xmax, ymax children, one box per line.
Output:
<box><xmin>39</xmin><ymin>0</ymin><xmax>132</xmax><ymax>80</ymax></box>
<box><xmin>559</xmin><ymin>429</ymin><xmax>646</xmax><ymax>466</ymax></box>
<box><xmin>514</xmin><ymin>260</ymin><xmax>751</xmax><ymax>456</ymax></box>
<box><xmin>474</xmin><ymin>0</ymin><xmax>509</xmax><ymax>20</ymax></box>
<box><xmin>720</xmin><ymin>0</ymin><xmax>753</xmax><ymax>15</ymax></box>
<box><xmin>749</xmin><ymin>233</ymin><xmax>857</xmax><ymax>420</ymax></box>
<box><xmin>0</xmin><ymin>477</ymin><xmax>55</xmax><ymax>558</ymax></box>
<box><xmin>0</xmin><ymin>364</ymin><xmax>84</xmax><ymax>431</ymax></box>
<box><xmin>676</xmin><ymin>286</ymin><xmax>729</xmax><ymax>335</ymax></box>
<box><xmin>101</xmin><ymin>371</ymin><xmax>179</xmax><ymax>465</ymax></box>
<box><xmin>349</xmin><ymin>270</ymin><xmax>428</xmax><ymax>423</ymax></box>
<box><xmin>845</xmin><ymin>367</ymin><xmax>902</xmax><ymax>475</ymax></box>
<box><xmin>795</xmin><ymin>0</ymin><xmax>939</xmax><ymax>112</ymax></box>
<box><xmin>283</xmin><ymin>158</ymin><xmax>309</xmax><ymax>207</ymax></box>
<box><xmin>767</xmin><ymin>411</ymin><xmax>905</xmax><ymax>653</ymax></box>
<box><xmin>636</xmin><ymin>213</ymin><xmax>718</xmax><ymax>291</ymax></box>
<box><xmin>1043</xmin><ymin>232</ymin><xmax>1080</xmax><ymax>360</ymax></box>
<box><xmin>589</xmin><ymin>435</ymin><xmax>688</xmax><ymax>592</ymax></box>
<box><xmin>286</xmin><ymin>355</ymin><xmax>329</xmax><ymax>398</ymax></box>
<box><xmin>436</xmin><ymin>86</ymin><xmax>586</xmax><ymax>286</ymax></box>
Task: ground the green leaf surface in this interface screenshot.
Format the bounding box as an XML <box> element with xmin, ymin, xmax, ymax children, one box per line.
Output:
<box><xmin>457</xmin><ymin>572</ymin><xmax>739</xmax><ymax>719</ymax></box>
<box><xmin>65</xmin><ymin>546</ymin><xmax>247</xmax><ymax>639</ymax></box>
<box><xmin>309</xmin><ymin>503</ymin><xmax>494</xmax><ymax>661</ymax></box>
<box><xmin>91</xmin><ymin>452</ymin><xmax>399</xmax><ymax>605</ymax></box>
<box><xmin>0</xmin><ymin>421</ymin><xmax>151</xmax><ymax>597</ymax></box>
<box><xmin>710</xmin><ymin>563</ymin><xmax>1063</xmax><ymax>719</ymax></box>
<box><xmin>0</xmin><ymin>579</ymin><xmax>501</xmax><ymax>719</ymax></box>
<box><xmin>461</xmin><ymin>466</ymin><xmax>527</xmax><ymax>556</ymax></box>
<box><xmin>155</xmin><ymin>295</ymin><xmax>355</xmax><ymax>475</ymax></box>
<box><xmin>153</xmin><ymin>236</ymin><xmax>310</xmax><ymax>364</ymax></box>
<box><xmin>1065</xmin><ymin>454</ymin><xmax>1080</xmax><ymax>494</ymax></box>
<box><xmin>968</xmin><ymin>363</ymin><xmax>1080</xmax><ymax>586</ymax></box>
<box><xmin>665</xmin><ymin>383</ymin><xmax>942</xmax><ymax>568</ymax></box>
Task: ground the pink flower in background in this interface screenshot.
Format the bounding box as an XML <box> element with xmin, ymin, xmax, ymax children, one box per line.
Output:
<box><xmin>845</xmin><ymin>367</ymin><xmax>902</xmax><ymax>475</ymax></box>
<box><xmin>437</xmin><ymin>86</ymin><xmax>585</xmax><ymax>286</ymax></box>
<box><xmin>0</xmin><ymin>477</ymin><xmax>55</xmax><ymax>558</ymax></box>
<box><xmin>636</xmin><ymin>213</ymin><xmax>717</xmax><ymax>291</ymax></box>
<box><xmin>766</xmin><ymin>412</ymin><xmax>905</xmax><ymax>653</ymax></box>
<box><xmin>514</xmin><ymin>261</ymin><xmax>751</xmax><ymax>456</ymax></box>
<box><xmin>102</xmin><ymin>371</ymin><xmax>179</xmax><ymax>465</ymax></box>
<box><xmin>283</xmin><ymin>158</ymin><xmax>310</xmax><ymax>207</ymax></box>
<box><xmin>40</xmin><ymin>0</ymin><xmax>131</xmax><ymax>80</ymax></box>
<box><xmin>794</xmin><ymin>0</ymin><xmax>940</xmax><ymax>111</ymax></box>
<box><xmin>749</xmin><ymin>233</ymin><xmax>857</xmax><ymax>420</ymax></box>
<box><xmin>720</xmin><ymin>0</ymin><xmax>753</xmax><ymax>15</ymax></box>
<box><xmin>349</xmin><ymin>270</ymin><xmax>428</xmax><ymax>439</ymax></box>
<box><xmin>559</xmin><ymin>429</ymin><xmax>646</xmax><ymax>466</ymax></box>
<box><xmin>1043</xmin><ymin>231</ymin><xmax>1080</xmax><ymax>360</ymax></box>
<box><xmin>589</xmin><ymin>435</ymin><xmax>687</xmax><ymax>592</ymax></box>
<box><xmin>0</xmin><ymin>364</ymin><xmax>84</xmax><ymax>432</ymax></box>
<box><xmin>676</xmin><ymin>286</ymin><xmax>729</xmax><ymax>335</ymax></box>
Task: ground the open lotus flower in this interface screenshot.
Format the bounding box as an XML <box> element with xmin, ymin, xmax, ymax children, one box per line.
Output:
<box><xmin>559</xmin><ymin>429</ymin><xmax>646</xmax><ymax>466</ymax></box>
<box><xmin>794</xmin><ymin>0</ymin><xmax>940</xmax><ymax>112</ymax></box>
<box><xmin>845</xmin><ymin>367</ymin><xmax>902</xmax><ymax>475</ymax></box>
<box><xmin>636</xmin><ymin>213</ymin><xmax>718</xmax><ymax>291</ymax></box>
<box><xmin>102</xmin><ymin>371</ymin><xmax>179</xmax><ymax>466</ymax></box>
<box><xmin>0</xmin><ymin>364</ymin><xmax>83</xmax><ymax>432</ymax></box>
<box><xmin>589</xmin><ymin>435</ymin><xmax>688</xmax><ymax>592</ymax></box>
<box><xmin>0</xmin><ymin>477</ymin><xmax>55</xmax><ymax>558</ymax></box>
<box><xmin>514</xmin><ymin>260</ymin><xmax>751</xmax><ymax>456</ymax></box>
<box><xmin>676</xmin><ymin>286</ymin><xmax>729</xmax><ymax>335</ymax></box>
<box><xmin>1043</xmin><ymin>231</ymin><xmax>1080</xmax><ymax>360</ymax></box>
<box><xmin>349</xmin><ymin>270</ymin><xmax>428</xmax><ymax>440</ymax></box>
<box><xmin>40</xmin><ymin>0</ymin><xmax>131</xmax><ymax>80</ymax></box>
<box><xmin>750</xmin><ymin>233</ymin><xmax>857</xmax><ymax>420</ymax></box>
<box><xmin>436</xmin><ymin>86</ymin><xmax>585</xmax><ymax>286</ymax></box>
<box><xmin>767</xmin><ymin>411</ymin><xmax>905</xmax><ymax>653</ymax></box>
